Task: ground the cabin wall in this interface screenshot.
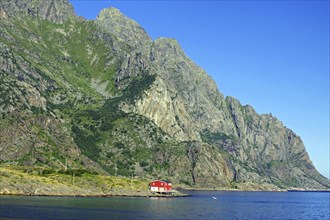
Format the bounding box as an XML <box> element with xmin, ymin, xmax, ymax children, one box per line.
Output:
<box><xmin>149</xmin><ymin>181</ymin><xmax>172</xmax><ymax>192</ymax></box>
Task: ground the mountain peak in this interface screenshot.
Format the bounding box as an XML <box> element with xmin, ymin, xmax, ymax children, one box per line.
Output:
<box><xmin>96</xmin><ymin>7</ymin><xmax>152</xmax><ymax>48</ymax></box>
<box><xmin>101</xmin><ymin>7</ymin><xmax>122</xmax><ymax>16</ymax></box>
<box><xmin>1</xmin><ymin>2</ymin><xmax>329</xmax><ymax>191</ymax></box>
<box><xmin>0</xmin><ymin>0</ymin><xmax>75</xmax><ymax>23</ymax></box>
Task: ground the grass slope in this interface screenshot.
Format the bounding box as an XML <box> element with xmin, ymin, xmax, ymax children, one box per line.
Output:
<box><xmin>0</xmin><ymin>165</ymin><xmax>155</xmax><ymax>196</ymax></box>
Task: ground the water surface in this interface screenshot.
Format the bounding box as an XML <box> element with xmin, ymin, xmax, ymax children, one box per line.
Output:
<box><xmin>1</xmin><ymin>191</ymin><xmax>329</xmax><ymax>219</ymax></box>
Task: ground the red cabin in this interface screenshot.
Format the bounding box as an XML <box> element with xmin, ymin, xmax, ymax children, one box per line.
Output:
<box><xmin>149</xmin><ymin>180</ymin><xmax>172</xmax><ymax>193</ymax></box>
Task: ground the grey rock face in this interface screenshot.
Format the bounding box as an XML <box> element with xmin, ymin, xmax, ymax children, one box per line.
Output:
<box><xmin>95</xmin><ymin>7</ymin><xmax>152</xmax><ymax>50</ymax></box>
<box><xmin>0</xmin><ymin>0</ymin><xmax>75</xmax><ymax>23</ymax></box>
<box><xmin>124</xmin><ymin>32</ymin><xmax>330</xmax><ymax>189</ymax></box>
<box><xmin>0</xmin><ymin>0</ymin><xmax>328</xmax><ymax>190</ymax></box>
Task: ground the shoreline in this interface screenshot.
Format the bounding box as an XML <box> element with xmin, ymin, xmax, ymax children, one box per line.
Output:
<box><xmin>1</xmin><ymin>188</ymin><xmax>329</xmax><ymax>198</ymax></box>
<box><xmin>1</xmin><ymin>165</ymin><xmax>329</xmax><ymax>198</ymax></box>
<box><xmin>177</xmin><ymin>185</ymin><xmax>330</xmax><ymax>193</ymax></box>
<box><xmin>179</xmin><ymin>188</ymin><xmax>330</xmax><ymax>193</ymax></box>
<box><xmin>0</xmin><ymin>190</ymin><xmax>190</xmax><ymax>198</ymax></box>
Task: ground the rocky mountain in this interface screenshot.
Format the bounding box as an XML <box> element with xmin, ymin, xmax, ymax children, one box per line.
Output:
<box><xmin>0</xmin><ymin>0</ymin><xmax>329</xmax><ymax>190</ymax></box>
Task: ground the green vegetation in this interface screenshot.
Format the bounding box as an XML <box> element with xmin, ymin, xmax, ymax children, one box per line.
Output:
<box><xmin>266</xmin><ymin>160</ymin><xmax>287</xmax><ymax>169</ymax></box>
<box><xmin>0</xmin><ymin>165</ymin><xmax>151</xmax><ymax>196</ymax></box>
<box><xmin>1</xmin><ymin>17</ymin><xmax>119</xmax><ymax>102</ymax></box>
<box><xmin>70</xmin><ymin>107</ymin><xmax>183</xmax><ymax>178</ymax></box>
<box><xmin>200</xmin><ymin>129</ymin><xmax>237</xmax><ymax>145</ymax></box>
<box><xmin>2</xmin><ymin>6</ymin><xmax>328</xmax><ymax>191</ymax></box>
<box><xmin>2</xmin><ymin>16</ymin><xmax>159</xmax><ymax>177</ymax></box>
<box><xmin>71</xmin><ymin>125</ymin><xmax>101</xmax><ymax>161</ymax></box>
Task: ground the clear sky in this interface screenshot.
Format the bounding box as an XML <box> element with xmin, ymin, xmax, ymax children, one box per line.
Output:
<box><xmin>69</xmin><ymin>0</ymin><xmax>329</xmax><ymax>179</ymax></box>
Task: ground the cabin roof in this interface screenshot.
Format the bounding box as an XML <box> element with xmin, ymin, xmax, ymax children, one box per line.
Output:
<box><xmin>151</xmin><ymin>179</ymin><xmax>171</xmax><ymax>184</ymax></box>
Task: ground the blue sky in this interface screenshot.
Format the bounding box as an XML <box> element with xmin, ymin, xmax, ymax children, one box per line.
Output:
<box><xmin>69</xmin><ymin>0</ymin><xmax>329</xmax><ymax>178</ymax></box>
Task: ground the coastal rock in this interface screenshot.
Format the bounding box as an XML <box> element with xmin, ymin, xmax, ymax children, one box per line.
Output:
<box><xmin>0</xmin><ymin>0</ymin><xmax>328</xmax><ymax>191</ymax></box>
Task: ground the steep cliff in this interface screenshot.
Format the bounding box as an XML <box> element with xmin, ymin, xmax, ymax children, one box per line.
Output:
<box><xmin>0</xmin><ymin>0</ymin><xmax>328</xmax><ymax>190</ymax></box>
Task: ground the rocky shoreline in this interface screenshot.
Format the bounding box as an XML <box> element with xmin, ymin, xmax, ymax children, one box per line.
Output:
<box><xmin>2</xmin><ymin>188</ymin><xmax>328</xmax><ymax>198</ymax></box>
<box><xmin>0</xmin><ymin>191</ymin><xmax>189</xmax><ymax>198</ymax></box>
<box><xmin>0</xmin><ymin>185</ymin><xmax>189</xmax><ymax>198</ymax></box>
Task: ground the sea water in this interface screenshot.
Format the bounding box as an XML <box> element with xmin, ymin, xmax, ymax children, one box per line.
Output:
<box><xmin>1</xmin><ymin>191</ymin><xmax>329</xmax><ymax>219</ymax></box>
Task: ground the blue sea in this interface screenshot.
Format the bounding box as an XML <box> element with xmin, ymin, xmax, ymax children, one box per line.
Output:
<box><xmin>1</xmin><ymin>191</ymin><xmax>329</xmax><ymax>219</ymax></box>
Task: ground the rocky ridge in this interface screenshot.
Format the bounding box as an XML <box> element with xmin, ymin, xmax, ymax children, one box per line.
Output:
<box><xmin>0</xmin><ymin>0</ymin><xmax>329</xmax><ymax>191</ymax></box>
<box><xmin>0</xmin><ymin>0</ymin><xmax>75</xmax><ymax>23</ymax></box>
